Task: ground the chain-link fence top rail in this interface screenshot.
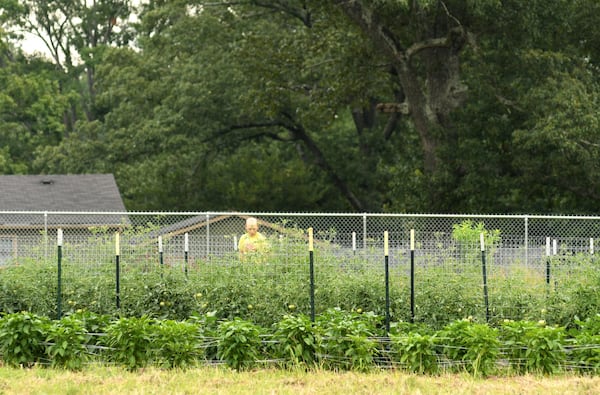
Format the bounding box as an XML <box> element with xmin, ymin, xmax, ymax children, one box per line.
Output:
<box><xmin>1</xmin><ymin>211</ymin><xmax>600</xmax><ymax>266</ymax></box>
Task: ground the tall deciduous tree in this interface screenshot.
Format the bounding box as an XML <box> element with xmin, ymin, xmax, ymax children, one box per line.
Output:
<box><xmin>1</xmin><ymin>0</ymin><xmax>136</xmax><ymax>125</ymax></box>
<box><xmin>17</xmin><ymin>0</ymin><xmax>600</xmax><ymax>213</ymax></box>
<box><xmin>0</xmin><ymin>32</ymin><xmax>71</xmax><ymax>174</ymax></box>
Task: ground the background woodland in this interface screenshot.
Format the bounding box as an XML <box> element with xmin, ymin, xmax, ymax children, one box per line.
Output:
<box><xmin>1</xmin><ymin>0</ymin><xmax>599</xmax><ymax>214</ymax></box>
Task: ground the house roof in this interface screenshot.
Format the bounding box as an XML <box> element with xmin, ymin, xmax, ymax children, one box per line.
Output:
<box><xmin>0</xmin><ymin>174</ymin><xmax>128</xmax><ymax>227</ymax></box>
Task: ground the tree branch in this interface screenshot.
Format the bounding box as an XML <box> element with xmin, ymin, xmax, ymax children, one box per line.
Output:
<box><xmin>204</xmin><ymin>120</ymin><xmax>292</xmax><ymax>143</ymax></box>
<box><xmin>280</xmin><ymin>112</ymin><xmax>366</xmax><ymax>211</ymax></box>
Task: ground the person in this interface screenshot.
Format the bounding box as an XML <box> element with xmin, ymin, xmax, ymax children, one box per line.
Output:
<box><xmin>238</xmin><ymin>217</ymin><xmax>269</xmax><ymax>262</ymax></box>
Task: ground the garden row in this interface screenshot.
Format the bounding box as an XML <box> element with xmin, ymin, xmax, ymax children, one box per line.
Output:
<box><xmin>1</xmin><ymin>309</ymin><xmax>600</xmax><ymax>376</ymax></box>
<box><xmin>1</xmin><ymin>254</ymin><xmax>600</xmax><ymax>329</ymax></box>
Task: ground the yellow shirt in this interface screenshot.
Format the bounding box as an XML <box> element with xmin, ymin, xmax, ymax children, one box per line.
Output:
<box><xmin>238</xmin><ymin>232</ymin><xmax>269</xmax><ymax>262</ymax></box>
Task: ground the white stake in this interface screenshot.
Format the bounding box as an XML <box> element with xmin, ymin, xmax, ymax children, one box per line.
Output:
<box><xmin>384</xmin><ymin>231</ymin><xmax>389</xmax><ymax>256</ymax></box>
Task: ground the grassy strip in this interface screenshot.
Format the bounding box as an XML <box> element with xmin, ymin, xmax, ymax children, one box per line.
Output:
<box><xmin>0</xmin><ymin>366</ymin><xmax>599</xmax><ymax>395</ymax></box>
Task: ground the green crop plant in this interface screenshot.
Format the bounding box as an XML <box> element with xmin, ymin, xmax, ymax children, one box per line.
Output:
<box><xmin>273</xmin><ymin>313</ymin><xmax>318</xmax><ymax>368</ymax></box>
<box><xmin>216</xmin><ymin>318</ymin><xmax>264</xmax><ymax>371</ymax></box>
<box><xmin>45</xmin><ymin>315</ymin><xmax>90</xmax><ymax>370</ymax></box>
<box><xmin>438</xmin><ymin>318</ymin><xmax>500</xmax><ymax>377</ymax></box>
<box><xmin>0</xmin><ymin>312</ymin><xmax>49</xmax><ymax>367</ymax></box>
<box><xmin>390</xmin><ymin>331</ymin><xmax>439</xmax><ymax>374</ymax></box>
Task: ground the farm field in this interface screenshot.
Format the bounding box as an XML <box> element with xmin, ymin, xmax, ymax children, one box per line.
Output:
<box><xmin>1</xmin><ymin>366</ymin><xmax>600</xmax><ymax>395</ymax></box>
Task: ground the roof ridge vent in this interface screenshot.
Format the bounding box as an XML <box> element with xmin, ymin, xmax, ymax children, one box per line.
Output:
<box><xmin>40</xmin><ymin>179</ymin><xmax>54</xmax><ymax>185</ymax></box>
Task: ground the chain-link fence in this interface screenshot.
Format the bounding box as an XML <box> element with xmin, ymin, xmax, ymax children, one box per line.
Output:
<box><xmin>3</xmin><ymin>211</ymin><xmax>599</xmax><ymax>263</ymax></box>
<box><xmin>1</xmin><ymin>211</ymin><xmax>599</xmax><ymax>324</ymax></box>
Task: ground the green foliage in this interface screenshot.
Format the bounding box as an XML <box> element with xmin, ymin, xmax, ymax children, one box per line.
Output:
<box><xmin>451</xmin><ymin>220</ymin><xmax>501</xmax><ymax>263</ymax></box>
<box><xmin>1</xmin><ymin>0</ymin><xmax>600</xmax><ymax>213</ymax></box>
<box><xmin>0</xmin><ymin>262</ymin><xmax>57</xmax><ymax>316</ymax></box>
<box><xmin>390</xmin><ymin>331</ymin><xmax>439</xmax><ymax>375</ymax></box>
<box><xmin>188</xmin><ymin>311</ymin><xmax>219</xmax><ymax>361</ymax></box>
<box><xmin>499</xmin><ymin>319</ymin><xmax>566</xmax><ymax>374</ymax></box>
<box><xmin>216</xmin><ymin>318</ymin><xmax>264</xmax><ymax>371</ymax></box>
<box><xmin>273</xmin><ymin>314</ymin><xmax>318</xmax><ymax>368</ymax></box>
<box><xmin>0</xmin><ymin>312</ymin><xmax>49</xmax><ymax>367</ymax></box>
<box><xmin>439</xmin><ymin>319</ymin><xmax>500</xmax><ymax>377</ymax></box>
<box><xmin>121</xmin><ymin>273</ymin><xmax>197</xmax><ymax>321</ymax></box>
<box><xmin>66</xmin><ymin>310</ymin><xmax>112</xmax><ymax>346</ymax></box>
<box><xmin>1</xmin><ymin>310</ymin><xmax>600</xmax><ymax>376</ymax></box>
<box><xmin>4</xmin><ymin>248</ymin><xmax>600</xmax><ymax>332</ymax></box>
<box><xmin>565</xmin><ymin>315</ymin><xmax>600</xmax><ymax>374</ymax></box>
<box><xmin>45</xmin><ymin>315</ymin><xmax>90</xmax><ymax>370</ymax></box>
<box><xmin>102</xmin><ymin>315</ymin><xmax>155</xmax><ymax>370</ymax></box>
<box><xmin>413</xmin><ymin>273</ymin><xmax>481</xmax><ymax>328</ymax></box>
<box><xmin>153</xmin><ymin>319</ymin><xmax>201</xmax><ymax>369</ymax></box>
<box><xmin>315</xmin><ymin>308</ymin><xmax>381</xmax><ymax>372</ymax></box>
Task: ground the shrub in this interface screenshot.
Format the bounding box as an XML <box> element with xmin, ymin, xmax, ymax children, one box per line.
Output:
<box><xmin>500</xmin><ymin>320</ymin><xmax>566</xmax><ymax>374</ymax></box>
<box><xmin>45</xmin><ymin>315</ymin><xmax>90</xmax><ymax>370</ymax></box>
<box><xmin>439</xmin><ymin>318</ymin><xmax>500</xmax><ymax>377</ymax></box>
<box><xmin>65</xmin><ymin>310</ymin><xmax>112</xmax><ymax>347</ymax></box>
<box><xmin>188</xmin><ymin>311</ymin><xmax>219</xmax><ymax>361</ymax></box>
<box><xmin>216</xmin><ymin>318</ymin><xmax>264</xmax><ymax>371</ymax></box>
<box><xmin>273</xmin><ymin>314</ymin><xmax>317</xmax><ymax>368</ymax></box>
<box><xmin>103</xmin><ymin>315</ymin><xmax>155</xmax><ymax>370</ymax></box>
<box><xmin>390</xmin><ymin>331</ymin><xmax>439</xmax><ymax>374</ymax></box>
<box><xmin>566</xmin><ymin>315</ymin><xmax>600</xmax><ymax>374</ymax></box>
<box><xmin>153</xmin><ymin>319</ymin><xmax>201</xmax><ymax>369</ymax></box>
<box><xmin>315</xmin><ymin>308</ymin><xmax>381</xmax><ymax>372</ymax></box>
<box><xmin>0</xmin><ymin>312</ymin><xmax>49</xmax><ymax>367</ymax></box>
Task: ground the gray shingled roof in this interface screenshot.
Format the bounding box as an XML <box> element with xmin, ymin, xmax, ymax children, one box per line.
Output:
<box><xmin>0</xmin><ymin>174</ymin><xmax>128</xmax><ymax>226</ymax></box>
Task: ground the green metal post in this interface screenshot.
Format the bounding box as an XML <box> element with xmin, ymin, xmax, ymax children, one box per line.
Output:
<box><xmin>308</xmin><ymin>228</ymin><xmax>315</xmax><ymax>322</ymax></box>
<box><xmin>57</xmin><ymin>229</ymin><xmax>62</xmax><ymax>320</ymax></box>
<box><xmin>410</xmin><ymin>229</ymin><xmax>415</xmax><ymax>323</ymax></box>
<box><xmin>410</xmin><ymin>250</ymin><xmax>415</xmax><ymax>323</ymax></box>
<box><xmin>385</xmin><ymin>254</ymin><xmax>390</xmax><ymax>333</ymax></box>
<box><xmin>159</xmin><ymin>236</ymin><xmax>164</xmax><ymax>279</ymax></box>
<box><xmin>384</xmin><ymin>231</ymin><xmax>390</xmax><ymax>333</ymax></box>
<box><xmin>184</xmin><ymin>233</ymin><xmax>189</xmax><ymax>279</ymax></box>
<box><xmin>115</xmin><ymin>232</ymin><xmax>120</xmax><ymax>309</ymax></box>
<box><xmin>309</xmin><ymin>250</ymin><xmax>315</xmax><ymax>322</ymax></box>
<box><xmin>116</xmin><ymin>255</ymin><xmax>120</xmax><ymax>309</ymax></box>
<box><xmin>480</xmin><ymin>234</ymin><xmax>490</xmax><ymax>323</ymax></box>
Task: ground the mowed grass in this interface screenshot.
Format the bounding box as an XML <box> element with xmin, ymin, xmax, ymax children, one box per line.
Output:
<box><xmin>1</xmin><ymin>366</ymin><xmax>600</xmax><ymax>395</ymax></box>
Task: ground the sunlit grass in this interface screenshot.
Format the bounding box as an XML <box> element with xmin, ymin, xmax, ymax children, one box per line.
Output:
<box><xmin>0</xmin><ymin>366</ymin><xmax>600</xmax><ymax>395</ymax></box>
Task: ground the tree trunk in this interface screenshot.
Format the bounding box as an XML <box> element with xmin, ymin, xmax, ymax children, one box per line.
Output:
<box><xmin>338</xmin><ymin>0</ymin><xmax>468</xmax><ymax>174</ymax></box>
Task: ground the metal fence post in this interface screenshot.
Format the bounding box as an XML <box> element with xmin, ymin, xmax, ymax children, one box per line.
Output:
<box><xmin>308</xmin><ymin>227</ymin><xmax>315</xmax><ymax>322</ymax></box>
<box><xmin>384</xmin><ymin>231</ymin><xmax>390</xmax><ymax>333</ymax></box>
<box><xmin>44</xmin><ymin>211</ymin><xmax>48</xmax><ymax>265</ymax></box>
<box><xmin>524</xmin><ymin>215</ymin><xmax>529</xmax><ymax>267</ymax></box>
<box><xmin>184</xmin><ymin>233</ymin><xmax>189</xmax><ymax>279</ymax></box>
<box><xmin>362</xmin><ymin>214</ymin><xmax>367</xmax><ymax>252</ymax></box>
<box><xmin>206</xmin><ymin>213</ymin><xmax>210</xmax><ymax>261</ymax></box>
<box><xmin>56</xmin><ymin>228</ymin><xmax>63</xmax><ymax>320</ymax></box>
<box><xmin>159</xmin><ymin>235</ymin><xmax>164</xmax><ymax>278</ymax></box>
<box><xmin>480</xmin><ymin>233</ymin><xmax>490</xmax><ymax>323</ymax></box>
<box><xmin>115</xmin><ymin>232</ymin><xmax>121</xmax><ymax>309</ymax></box>
<box><xmin>410</xmin><ymin>229</ymin><xmax>415</xmax><ymax>323</ymax></box>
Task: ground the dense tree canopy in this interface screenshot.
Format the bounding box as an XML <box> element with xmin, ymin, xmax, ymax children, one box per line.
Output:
<box><xmin>1</xmin><ymin>0</ymin><xmax>599</xmax><ymax>214</ymax></box>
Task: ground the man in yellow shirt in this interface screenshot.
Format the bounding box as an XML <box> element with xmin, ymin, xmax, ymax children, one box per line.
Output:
<box><xmin>238</xmin><ymin>217</ymin><xmax>269</xmax><ymax>262</ymax></box>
